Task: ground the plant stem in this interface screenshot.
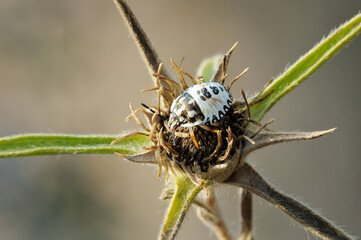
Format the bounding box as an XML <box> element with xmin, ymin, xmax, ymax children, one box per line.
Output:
<box><xmin>159</xmin><ymin>175</ymin><xmax>204</xmax><ymax>240</ymax></box>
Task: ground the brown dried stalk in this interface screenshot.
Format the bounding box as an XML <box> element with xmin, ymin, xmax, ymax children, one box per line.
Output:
<box><xmin>196</xmin><ymin>187</ymin><xmax>232</xmax><ymax>240</ymax></box>
<box><xmin>113</xmin><ymin>0</ymin><xmax>178</xmax><ymax>105</ymax></box>
<box><xmin>226</xmin><ymin>163</ymin><xmax>354</xmax><ymax>240</ymax></box>
<box><xmin>239</xmin><ymin>190</ymin><xmax>253</xmax><ymax>240</ymax></box>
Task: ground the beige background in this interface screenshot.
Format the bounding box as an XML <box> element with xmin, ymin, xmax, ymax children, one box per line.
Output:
<box><xmin>0</xmin><ymin>0</ymin><xmax>360</xmax><ymax>239</ymax></box>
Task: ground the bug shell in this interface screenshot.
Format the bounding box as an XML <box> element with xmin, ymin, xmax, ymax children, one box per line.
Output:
<box><xmin>168</xmin><ymin>82</ymin><xmax>233</xmax><ymax>129</ymax></box>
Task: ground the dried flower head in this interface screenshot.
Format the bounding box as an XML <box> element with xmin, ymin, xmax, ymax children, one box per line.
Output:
<box><xmin>111</xmin><ymin>0</ymin><xmax>358</xmax><ymax>239</ymax></box>
<box><xmin>113</xmin><ymin>42</ymin><xmax>276</xmax><ymax>187</ymax></box>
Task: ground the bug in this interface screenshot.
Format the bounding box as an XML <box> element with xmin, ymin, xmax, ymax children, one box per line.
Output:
<box><xmin>142</xmin><ymin>81</ymin><xmax>233</xmax><ymax>150</ymax></box>
<box><xmin>136</xmin><ymin>50</ymin><xmax>249</xmax><ymax>152</ymax></box>
<box><xmin>167</xmin><ymin>81</ymin><xmax>233</xmax><ymax>150</ymax></box>
<box><xmin>168</xmin><ymin>81</ymin><xmax>233</xmax><ymax>129</ymax></box>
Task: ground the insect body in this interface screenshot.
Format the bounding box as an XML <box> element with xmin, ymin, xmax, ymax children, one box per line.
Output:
<box><xmin>168</xmin><ymin>82</ymin><xmax>233</xmax><ymax>130</ymax></box>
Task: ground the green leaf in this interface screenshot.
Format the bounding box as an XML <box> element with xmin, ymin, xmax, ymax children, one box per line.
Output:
<box><xmin>0</xmin><ymin>133</ymin><xmax>151</xmax><ymax>158</ymax></box>
<box><xmin>196</xmin><ymin>54</ymin><xmax>222</xmax><ymax>82</ymax></box>
<box><xmin>250</xmin><ymin>12</ymin><xmax>361</xmax><ymax>122</ymax></box>
<box><xmin>159</xmin><ymin>175</ymin><xmax>204</xmax><ymax>239</ymax></box>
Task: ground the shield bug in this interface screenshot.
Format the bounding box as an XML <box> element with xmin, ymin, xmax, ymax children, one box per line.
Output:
<box><xmin>168</xmin><ymin>81</ymin><xmax>233</xmax><ymax>129</ymax></box>
<box><xmin>168</xmin><ymin>81</ymin><xmax>233</xmax><ymax>150</ymax></box>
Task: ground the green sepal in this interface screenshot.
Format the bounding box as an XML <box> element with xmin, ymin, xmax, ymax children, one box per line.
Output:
<box><xmin>196</xmin><ymin>55</ymin><xmax>223</xmax><ymax>82</ymax></box>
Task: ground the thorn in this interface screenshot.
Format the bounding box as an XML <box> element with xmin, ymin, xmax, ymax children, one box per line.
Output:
<box><xmin>229</xmin><ymin>42</ymin><xmax>239</xmax><ymax>54</ymax></box>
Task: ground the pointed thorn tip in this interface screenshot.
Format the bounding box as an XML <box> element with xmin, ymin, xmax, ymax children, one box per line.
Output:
<box><xmin>114</xmin><ymin>151</ymin><xmax>126</xmax><ymax>157</ymax></box>
<box><xmin>324</xmin><ymin>127</ymin><xmax>337</xmax><ymax>134</ymax></box>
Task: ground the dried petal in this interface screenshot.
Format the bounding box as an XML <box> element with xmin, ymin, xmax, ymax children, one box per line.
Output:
<box><xmin>114</xmin><ymin>149</ymin><xmax>156</xmax><ymax>164</ymax></box>
<box><xmin>241</xmin><ymin>128</ymin><xmax>336</xmax><ymax>160</ymax></box>
<box><xmin>210</xmin><ymin>42</ymin><xmax>238</xmax><ymax>82</ymax></box>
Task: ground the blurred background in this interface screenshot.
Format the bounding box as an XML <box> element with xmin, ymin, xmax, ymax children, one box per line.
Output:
<box><xmin>0</xmin><ymin>0</ymin><xmax>360</xmax><ymax>239</ymax></box>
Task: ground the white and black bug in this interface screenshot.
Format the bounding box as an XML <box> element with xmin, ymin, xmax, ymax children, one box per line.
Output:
<box><xmin>168</xmin><ymin>81</ymin><xmax>233</xmax><ymax>130</ymax></box>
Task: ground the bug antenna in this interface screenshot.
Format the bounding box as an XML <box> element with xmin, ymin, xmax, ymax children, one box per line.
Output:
<box><xmin>141</xmin><ymin>103</ymin><xmax>167</xmax><ymax>120</ymax></box>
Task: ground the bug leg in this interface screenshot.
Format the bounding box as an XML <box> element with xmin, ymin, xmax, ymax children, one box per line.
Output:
<box><xmin>199</xmin><ymin>125</ymin><xmax>219</xmax><ymax>133</ymax></box>
<box><xmin>164</xmin><ymin>123</ymin><xmax>188</xmax><ymax>138</ymax></box>
<box><xmin>189</xmin><ymin>127</ymin><xmax>200</xmax><ymax>150</ymax></box>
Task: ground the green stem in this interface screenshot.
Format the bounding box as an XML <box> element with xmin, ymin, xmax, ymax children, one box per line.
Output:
<box><xmin>250</xmin><ymin>12</ymin><xmax>361</xmax><ymax>122</ymax></box>
<box><xmin>159</xmin><ymin>175</ymin><xmax>204</xmax><ymax>240</ymax></box>
<box><xmin>0</xmin><ymin>133</ymin><xmax>151</xmax><ymax>158</ymax></box>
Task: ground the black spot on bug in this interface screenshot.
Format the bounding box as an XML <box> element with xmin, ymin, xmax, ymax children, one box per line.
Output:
<box><xmin>201</xmin><ymin>88</ymin><xmax>212</xmax><ymax>98</ymax></box>
<box><xmin>219</xmin><ymin>86</ymin><xmax>224</xmax><ymax>92</ymax></box>
<box><xmin>218</xmin><ymin>111</ymin><xmax>224</xmax><ymax>118</ymax></box>
<box><xmin>205</xmin><ymin>117</ymin><xmax>210</xmax><ymax>126</ymax></box>
<box><xmin>197</xmin><ymin>90</ymin><xmax>201</xmax><ymax>95</ymax></box>
<box><xmin>210</xmin><ymin>86</ymin><xmax>219</xmax><ymax>94</ymax></box>
<box><xmin>223</xmin><ymin>105</ymin><xmax>229</xmax><ymax>112</ymax></box>
<box><xmin>200</xmin><ymin>95</ymin><xmax>206</xmax><ymax>101</ymax></box>
<box><xmin>212</xmin><ymin>115</ymin><xmax>218</xmax><ymax>123</ymax></box>
<box><xmin>227</xmin><ymin>100</ymin><xmax>232</xmax><ymax>106</ymax></box>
